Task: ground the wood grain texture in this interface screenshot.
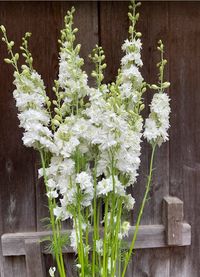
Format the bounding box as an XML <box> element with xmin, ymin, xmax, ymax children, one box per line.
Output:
<box><xmin>163</xmin><ymin>197</ymin><xmax>184</xmax><ymax>246</ymax></box>
<box><xmin>168</xmin><ymin>2</ymin><xmax>200</xmax><ymax>276</ymax></box>
<box><xmin>25</xmin><ymin>239</ymin><xmax>45</xmax><ymax>277</ymax></box>
<box><xmin>1</xmin><ymin>223</ymin><xmax>191</xmax><ymax>257</ymax></box>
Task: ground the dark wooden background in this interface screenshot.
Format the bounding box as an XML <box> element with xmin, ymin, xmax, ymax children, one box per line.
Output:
<box><xmin>0</xmin><ymin>1</ymin><xmax>199</xmax><ymax>276</ymax></box>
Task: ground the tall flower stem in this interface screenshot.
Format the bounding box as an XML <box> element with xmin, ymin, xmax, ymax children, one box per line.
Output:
<box><xmin>102</xmin><ymin>196</ymin><xmax>109</xmax><ymax>276</ymax></box>
<box><xmin>92</xmin><ymin>159</ymin><xmax>98</xmax><ymax>277</ymax></box>
<box><xmin>40</xmin><ymin>150</ymin><xmax>66</xmax><ymax>277</ymax></box>
<box><xmin>112</xmin><ymin>198</ymin><xmax>122</xmax><ymax>277</ymax></box>
<box><xmin>122</xmin><ymin>143</ymin><xmax>156</xmax><ymax>277</ymax></box>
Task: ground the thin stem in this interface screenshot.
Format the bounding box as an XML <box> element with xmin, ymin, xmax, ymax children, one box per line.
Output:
<box><xmin>122</xmin><ymin>144</ymin><xmax>156</xmax><ymax>277</ymax></box>
<box><xmin>92</xmin><ymin>159</ymin><xmax>97</xmax><ymax>277</ymax></box>
<box><xmin>112</xmin><ymin>198</ymin><xmax>122</xmax><ymax>277</ymax></box>
<box><xmin>40</xmin><ymin>150</ymin><xmax>66</xmax><ymax>277</ymax></box>
<box><xmin>102</xmin><ymin>196</ymin><xmax>109</xmax><ymax>276</ymax></box>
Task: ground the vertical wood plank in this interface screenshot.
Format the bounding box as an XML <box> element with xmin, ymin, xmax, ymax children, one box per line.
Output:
<box><xmin>169</xmin><ymin>2</ymin><xmax>200</xmax><ymax>276</ymax></box>
<box><xmin>0</xmin><ymin>2</ymin><xmax>37</xmax><ymax>276</ymax></box>
<box><xmin>25</xmin><ymin>239</ymin><xmax>45</xmax><ymax>277</ymax></box>
<box><xmin>163</xmin><ymin>196</ymin><xmax>183</xmax><ymax>246</ymax></box>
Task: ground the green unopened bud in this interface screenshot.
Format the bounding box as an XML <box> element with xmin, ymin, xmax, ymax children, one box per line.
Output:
<box><xmin>46</xmin><ymin>101</ymin><xmax>51</xmax><ymax>108</ymax></box>
<box><xmin>52</xmin><ymin>119</ymin><xmax>60</xmax><ymax>126</ymax></box>
<box><xmin>25</xmin><ymin>32</ymin><xmax>31</xmax><ymax>37</ymax></box>
<box><xmin>151</xmin><ymin>84</ymin><xmax>159</xmax><ymax>90</ymax></box>
<box><xmin>91</xmin><ymin>71</ymin><xmax>97</xmax><ymax>78</ymax></box>
<box><xmin>73</xmin><ymin>28</ymin><xmax>78</xmax><ymax>33</ymax></box>
<box><xmin>1</xmin><ymin>37</ymin><xmax>5</xmax><ymax>42</ymax></box>
<box><xmin>142</xmin><ymin>87</ymin><xmax>146</xmax><ymax>93</ymax></box>
<box><xmin>54</xmin><ymin>107</ymin><xmax>60</xmax><ymax>114</ymax></box>
<box><xmin>136</xmin><ymin>32</ymin><xmax>142</xmax><ymax>37</ymax></box>
<box><xmin>53</xmin><ymin>100</ymin><xmax>58</xmax><ymax>106</ymax></box>
<box><xmin>129</xmin><ymin>26</ymin><xmax>133</xmax><ymax>34</ymax></box>
<box><xmin>4</xmin><ymin>58</ymin><xmax>12</xmax><ymax>64</ymax></box>
<box><xmin>163</xmin><ymin>59</ymin><xmax>167</xmax><ymax>65</ymax></box>
<box><xmin>10</xmin><ymin>41</ymin><xmax>14</xmax><ymax>47</ymax></box>
<box><xmin>15</xmin><ymin>53</ymin><xmax>19</xmax><ymax>61</ymax></box>
<box><xmin>162</xmin><ymin>82</ymin><xmax>170</xmax><ymax>89</ymax></box>
<box><xmin>94</xmin><ymin>53</ymin><xmax>99</xmax><ymax>60</ymax></box>
<box><xmin>54</xmin><ymin>115</ymin><xmax>62</xmax><ymax>122</ymax></box>
<box><xmin>75</xmin><ymin>44</ymin><xmax>81</xmax><ymax>53</ymax></box>
<box><xmin>21</xmin><ymin>65</ymin><xmax>27</xmax><ymax>70</ymax></box>
<box><xmin>0</xmin><ymin>25</ymin><xmax>6</xmax><ymax>33</ymax></box>
<box><xmin>135</xmin><ymin>13</ymin><xmax>140</xmax><ymax>20</ymax></box>
<box><xmin>140</xmin><ymin>104</ymin><xmax>145</xmax><ymax>111</ymax></box>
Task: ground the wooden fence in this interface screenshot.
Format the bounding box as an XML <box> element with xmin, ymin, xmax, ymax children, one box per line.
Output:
<box><xmin>0</xmin><ymin>1</ymin><xmax>199</xmax><ymax>276</ymax></box>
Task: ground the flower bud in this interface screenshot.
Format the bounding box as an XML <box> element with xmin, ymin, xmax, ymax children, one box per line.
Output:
<box><xmin>162</xmin><ymin>82</ymin><xmax>170</xmax><ymax>89</ymax></box>
<box><xmin>151</xmin><ymin>84</ymin><xmax>159</xmax><ymax>90</ymax></box>
<box><xmin>0</xmin><ymin>25</ymin><xmax>6</xmax><ymax>32</ymax></box>
<box><xmin>4</xmin><ymin>58</ymin><xmax>12</xmax><ymax>64</ymax></box>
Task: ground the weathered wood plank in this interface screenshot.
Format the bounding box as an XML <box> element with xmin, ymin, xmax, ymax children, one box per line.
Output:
<box><xmin>169</xmin><ymin>2</ymin><xmax>200</xmax><ymax>277</ymax></box>
<box><xmin>0</xmin><ymin>2</ymin><xmax>38</xmax><ymax>276</ymax></box>
<box><xmin>1</xmin><ymin>223</ymin><xmax>191</xmax><ymax>257</ymax></box>
<box><xmin>25</xmin><ymin>239</ymin><xmax>45</xmax><ymax>277</ymax></box>
<box><xmin>163</xmin><ymin>196</ymin><xmax>184</xmax><ymax>245</ymax></box>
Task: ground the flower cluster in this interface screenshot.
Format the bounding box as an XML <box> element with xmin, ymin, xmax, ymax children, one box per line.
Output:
<box><xmin>1</xmin><ymin>1</ymin><xmax>171</xmax><ymax>276</ymax></box>
<box><xmin>13</xmin><ymin>67</ymin><xmax>56</xmax><ymax>152</ymax></box>
<box><xmin>144</xmin><ymin>92</ymin><xmax>170</xmax><ymax>145</ymax></box>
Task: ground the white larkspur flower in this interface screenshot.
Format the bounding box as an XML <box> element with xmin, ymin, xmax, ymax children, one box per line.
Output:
<box><xmin>47</xmin><ymin>190</ymin><xmax>58</xmax><ymax>199</ymax></box>
<box><xmin>97</xmin><ymin>176</ymin><xmax>123</xmax><ymax>196</ymax></box>
<box><xmin>76</xmin><ymin>172</ymin><xmax>93</xmax><ymax>190</ymax></box>
<box><xmin>70</xmin><ymin>229</ymin><xmax>78</xmax><ymax>252</ymax></box>
<box><xmin>144</xmin><ymin>92</ymin><xmax>170</xmax><ymax>146</ymax></box>
<box><xmin>53</xmin><ymin>205</ymin><xmax>71</xmax><ymax>221</ymax></box>
<box><xmin>49</xmin><ymin>266</ymin><xmax>56</xmax><ymax>277</ymax></box>
<box><xmin>121</xmin><ymin>221</ymin><xmax>131</xmax><ymax>237</ymax></box>
<box><xmin>13</xmin><ymin>68</ymin><xmax>54</xmax><ymax>152</ymax></box>
<box><xmin>54</xmin><ymin>123</ymin><xmax>80</xmax><ymax>158</ymax></box>
<box><xmin>124</xmin><ymin>194</ymin><xmax>135</xmax><ymax>211</ymax></box>
<box><xmin>97</xmin><ymin>177</ymin><xmax>113</xmax><ymax>196</ymax></box>
<box><xmin>122</xmin><ymin>38</ymin><xmax>142</xmax><ymax>52</ymax></box>
<box><xmin>96</xmin><ymin>239</ymin><xmax>103</xmax><ymax>255</ymax></box>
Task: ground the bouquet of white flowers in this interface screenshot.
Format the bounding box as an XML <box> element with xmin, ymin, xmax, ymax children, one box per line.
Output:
<box><xmin>1</xmin><ymin>1</ymin><xmax>170</xmax><ymax>276</ymax></box>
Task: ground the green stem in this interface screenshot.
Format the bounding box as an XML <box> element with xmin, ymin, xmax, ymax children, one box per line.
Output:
<box><xmin>102</xmin><ymin>196</ymin><xmax>109</xmax><ymax>276</ymax></box>
<box><xmin>122</xmin><ymin>144</ymin><xmax>156</xmax><ymax>277</ymax></box>
<box><xmin>40</xmin><ymin>150</ymin><xmax>66</xmax><ymax>277</ymax></box>
<box><xmin>77</xmin><ymin>197</ymin><xmax>85</xmax><ymax>277</ymax></box>
<box><xmin>112</xmin><ymin>198</ymin><xmax>122</xmax><ymax>277</ymax></box>
<box><xmin>92</xmin><ymin>160</ymin><xmax>97</xmax><ymax>277</ymax></box>
<box><xmin>85</xmin><ymin>207</ymin><xmax>89</xmax><ymax>265</ymax></box>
